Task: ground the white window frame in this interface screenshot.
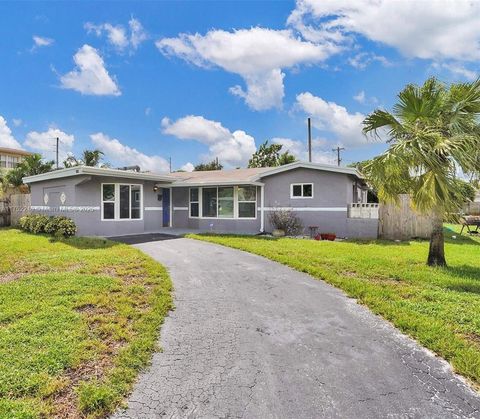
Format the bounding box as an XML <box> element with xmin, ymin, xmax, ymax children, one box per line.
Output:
<box><xmin>101</xmin><ymin>183</ymin><xmax>143</xmax><ymax>221</ymax></box>
<box><xmin>189</xmin><ymin>187</ymin><xmax>200</xmax><ymax>218</ymax></box>
<box><xmin>237</xmin><ymin>186</ymin><xmax>257</xmax><ymax>219</ymax></box>
<box><xmin>290</xmin><ymin>183</ymin><xmax>314</xmax><ymax>199</ymax></box>
<box><xmin>188</xmin><ymin>186</ymin><xmax>257</xmax><ymax>220</ymax></box>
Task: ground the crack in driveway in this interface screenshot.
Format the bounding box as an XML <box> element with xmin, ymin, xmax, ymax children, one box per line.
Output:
<box><xmin>112</xmin><ymin>238</ymin><xmax>480</xmax><ymax>419</ymax></box>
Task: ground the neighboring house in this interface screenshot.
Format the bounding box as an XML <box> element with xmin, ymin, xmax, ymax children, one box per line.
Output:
<box><xmin>23</xmin><ymin>162</ymin><xmax>378</xmax><ymax>238</ymax></box>
<box><xmin>0</xmin><ymin>147</ymin><xmax>32</xmax><ymax>170</ymax></box>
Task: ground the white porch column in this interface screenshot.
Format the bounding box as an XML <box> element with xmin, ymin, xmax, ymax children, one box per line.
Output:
<box><xmin>260</xmin><ymin>185</ymin><xmax>265</xmax><ymax>232</ymax></box>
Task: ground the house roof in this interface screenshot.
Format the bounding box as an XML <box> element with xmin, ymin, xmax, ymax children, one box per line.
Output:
<box><xmin>0</xmin><ymin>147</ymin><xmax>33</xmax><ymax>157</ymax></box>
<box><xmin>23</xmin><ymin>161</ymin><xmax>363</xmax><ymax>185</ymax></box>
<box><xmin>23</xmin><ymin>166</ymin><xmax>175</xmax><ymax>184</ymax></box>
<box><xmin>167</xmin><ymin>167</ymin><xmax>271</xmax><ymax>186</ymax></box>
<box><xmin>167</xmin><ymin>162</ymin><xmax>362</xmax><ymax>186</ymax></box>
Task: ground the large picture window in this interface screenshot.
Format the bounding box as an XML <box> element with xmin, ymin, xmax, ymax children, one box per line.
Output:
<box><xmin>189</xmin><ymin>186</ymin><xmax>256</xmax><ymax>219</ymax></box>
<box><xmin>218</xmin><ymin>187</ymin><xmax>234</xmax><ymax>218</ymax></box>
<box><xmin>101</xmin><ymin>183</ymin><xmax>143</xmax><ymax>220</ymax></box>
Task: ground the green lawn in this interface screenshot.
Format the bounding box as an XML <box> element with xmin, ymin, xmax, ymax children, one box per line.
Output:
<box><xmin>189</xmin><ymin>225</ymin><xmax>480</xmax><ymax>389</ymax></box>
<box><xmin>0</xmin><ymin>229</ymin><xmax>172</xmax><ymax>418</ymax></box>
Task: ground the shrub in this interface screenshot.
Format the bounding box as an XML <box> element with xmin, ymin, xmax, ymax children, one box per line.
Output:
<box><xmin>30</xmin><ymin>215</ymin><xmax>49</xmax><ymax>234</ymax></box>
<box><xmin>268</xmin><ymin>208</ymin><xmax>303</xmax><ymax>236</ymax></box>
<box><xmin>55</xmin><ymin>217</ymin><xmax>77</xmax><ymax>237</ymax></box>
<box><xmin>18</xmin><ymin>214</ymin><xmax>77</xmax><ymax>237</ymax></box>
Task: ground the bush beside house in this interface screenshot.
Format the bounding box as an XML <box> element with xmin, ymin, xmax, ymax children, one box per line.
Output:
<box><xmin>19</xmin><ymin>214</ymin><xmax>77</xmax><ymax>237</ymax></box>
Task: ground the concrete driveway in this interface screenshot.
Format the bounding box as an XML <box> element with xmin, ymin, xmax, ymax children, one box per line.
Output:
<box><xmin>113</xmin><ymin>238</ymin><xmax>480</xmax><ymax>419</ymax></box>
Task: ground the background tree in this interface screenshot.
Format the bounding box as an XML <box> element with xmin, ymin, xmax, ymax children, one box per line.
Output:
<box><xmin>2</xmin><ymin>153</ymin><xmax>54</xmax><ymax>191</ymax></box>
<box><xmin>248</xmin><ymin>141</ymin><xmax>297</xmax><ymax>168</ymax></box>
<box><xmin>194</xmin><ymin>158</ymin><xmax>223</xmax><ymax>171</ymax></box>
<box><xmin>278</xmin><ymin>151</ymin><xmax>297</xmax><ymax>166</ymax></box>
<box><xmin>362</xmin><ymin>77</ymin><xmax>480</xmax><ymax>267</ymax></box>
<box><xmin>64</xmin><ymin>149</ymin><xmax>106</xmax><ymax>167</ymax></box>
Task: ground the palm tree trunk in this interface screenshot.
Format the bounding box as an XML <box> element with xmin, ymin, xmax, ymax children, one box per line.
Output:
<box><xmin>427</xmin><ymin>209</ymin><xmax>446</xmax><ymax>267</ymax></box>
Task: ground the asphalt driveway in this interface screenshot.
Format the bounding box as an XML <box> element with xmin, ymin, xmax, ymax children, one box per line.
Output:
<box><xmin>113</xmin><ymin>238</ymin><xmax>480</xmax><ymax>418</ymax></box>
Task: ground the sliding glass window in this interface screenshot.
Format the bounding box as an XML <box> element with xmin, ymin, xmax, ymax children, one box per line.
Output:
<box><xmin>202</xmin><ymin>187</ymin><xmax>217</xmax><ymax>218</ymax></box>
<box><xmin>218</xmin><ymin>187</ymin><xmax>234</xmax><ymax>218</ymax></box>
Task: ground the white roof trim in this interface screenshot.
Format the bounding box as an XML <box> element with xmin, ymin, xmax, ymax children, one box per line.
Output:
<box><xmin>23</xmin><ymin>166</ymin><xmax>176</xmax><ymax>184</ymax></box>
<box><xmin>251</xmin><ymin>161</ymin><xmax>363</xmax><ymax>180</ymax></box>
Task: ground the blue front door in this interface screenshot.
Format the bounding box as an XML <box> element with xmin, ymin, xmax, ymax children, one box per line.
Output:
<box><xmin>162</xmin><ymin>188</ymin><xmax>170</xmax><ymax>227</ymax></box>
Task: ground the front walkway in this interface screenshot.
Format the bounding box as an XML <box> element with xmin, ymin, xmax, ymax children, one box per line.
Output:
<box><xmin>113</xmin><ymin>238</ymin><xmax>480</xmax><ymax>418</ymax></box>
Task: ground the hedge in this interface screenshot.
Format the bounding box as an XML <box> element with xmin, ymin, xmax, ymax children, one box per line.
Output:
<box><xmin>18</xmin><ymin>215</ymin><xmax>77</xmax><ymax>237</ymax></box>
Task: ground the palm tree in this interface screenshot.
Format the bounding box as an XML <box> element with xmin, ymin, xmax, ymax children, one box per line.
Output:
<box><xmin>64</xmin><ymin>149</ymin><xmax>105</xmax><ymax>167</ymax></box>
<box><xmin>20</xmin><ymin>154</ymin><xmax>55</xmax><ymax>176</ymax></box>
<box><xmin>82</xmin><ymin>149</ymin><xmax>104</xmax><ymax>166</ymax></box>
<box><xmin>362</xmin><ymin>78</ymin><xmax>480</xmax><ymax>267</ymax></box>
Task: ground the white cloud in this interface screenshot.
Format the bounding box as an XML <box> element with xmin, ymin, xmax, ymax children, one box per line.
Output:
<box><xmin>12</xmin><ymin>118</ymin><xmax>22</xmax><ymax>127</ymax></box>
<box><xmin>24</xmin><ymin>127</ymin><xmax>75</xmax><ymax>161</ymax></box>
<box><xmin>348</xmin><ymin>52</ymin><xmax>390</xmax><ymax>70</ymax></box>
<box><xmin>32</xmin><ymin>35</ymin><xmax>54</xmax><ymax>50</ymax></box>
<box><xmin>432</xmin><ymin>62</ymin><xmax>477</xmax><ymax>81</ymax></box>
<box><xmin>145</xmin><ymin>107</ymin><xmax>151</xmax><ymax>116</ymax></box>
<box><xmin>0</xmin><ymin>116</ymin><xmax>22</xmax><ymax>149</ymax></box>
<box><xmin>156</xmin><ymin>27</ymin><xmax>340</xmax><ymax>110</ymax></box>
<box><xmin>161</xmin><ymin>115</ymin><xmax>256</xmax><ymax>166</ymax></box>
<box><xmin>60</xmin><ymin>44</ymin><xmax>121</xmax><ymax>96</ymax></box>
<box><xmin>180</xmin><ymin>162</ymin><xmax>195</xmax><ymax>172</ymax></box>
<box><xmin>288</xmin><ymin>0</ymin><xmax>480</xmax><ymax>62</ymax></box>
<box><xmin>271</xmin><ymin>137</ymin><xmax>335</xmax><ymax>164</ymax></box>
<box><xmin>295</xmin><ymin>92</ymin><xmax>366</xmax><ymax>147</ymax></box>
<box><xmin>90</xmin><ymin>132</ymin><xmax>170</xmax><ymax>172</ymax></box>
<box><xmin>353</xmin><ymin>90</ymin><xmax>366</xmax><ymax>104</ymax></box>
<box><xmin>85</xmin><ymin>18</ymin><xmax>147</xmax><ymax>53</ymax></box>
<box><xmin>129</xmin><ymin>18</ymin><xmax>148</xmax><ymax>49</ymax></box>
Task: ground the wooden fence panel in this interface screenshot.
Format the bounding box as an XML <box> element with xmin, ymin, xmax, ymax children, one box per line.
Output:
<box><xmin>465</xmin><ymin>202</ymin><xmax>480</xmax><ymax>215</ymax></box>
<box><xmin>0</xmin><ymin>199</ymin><xmax>9</xmax><ymax>227</ymax></box>
<box><xmin>379</xmin><ymin>194</ymin><xmax>433</xmax><ymax>240</ymax></box>
<box><xmin>9</xmin><ymin>194</ymin><xmax>31</xmax><ymax>226</ymax></box>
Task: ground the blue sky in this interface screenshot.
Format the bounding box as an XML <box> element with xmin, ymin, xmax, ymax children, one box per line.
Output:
<box><xmin>1</xmin><ymin>0</ymin><xmax>478</xmax><ymax>172</ymax></box>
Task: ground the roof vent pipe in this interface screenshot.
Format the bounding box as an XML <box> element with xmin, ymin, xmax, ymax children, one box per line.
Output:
<box><xmin>307</xmin><ymin>117</ymin><xmax>312</xmax><ymax>163</ymax></box>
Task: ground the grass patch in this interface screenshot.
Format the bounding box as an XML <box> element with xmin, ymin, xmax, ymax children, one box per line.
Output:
<box><xmin>0</xmin><ymin>229</ymin><xmax>172</xmax><ymax>418</ymax></box>
<box><xmin>188</xmin><ymin>225</ymin><xmax>480</xmax><ymax>388</ymax></box>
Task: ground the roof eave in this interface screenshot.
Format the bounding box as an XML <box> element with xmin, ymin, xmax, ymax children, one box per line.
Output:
<box><xmin>23</xmin><ymin>167</ymin><xmax>176</xmax><ymax>184</ymax></box>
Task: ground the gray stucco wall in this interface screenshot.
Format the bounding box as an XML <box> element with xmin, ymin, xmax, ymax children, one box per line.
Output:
<box><xmin>260</xmin><ymin>168</ymin><xmax>358</xmax><ymax>237</ymax></box>
<box><xmin>29</xmin><ymin>175</ymin><xmax>164</xmax><ymax>237</ymax></box>
<box><xmin>171</xmin><ymin>186</ymin><xmax>262</xmax><ymax>234</ymax></box>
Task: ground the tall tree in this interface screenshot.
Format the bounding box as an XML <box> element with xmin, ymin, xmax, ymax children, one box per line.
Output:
<box><xmin>248</xmin><ymin>141</ymin><xmax>297</xmax><ymax>168</ymax></box>
<box><xmin>194</xmin><ymin>159</ymin><xmax>223</xmax><ymax>171</ymax></box>
<box><xmin>362</xmin><ymin>77</ymin><xmax>480</xmax><ymax>267</ymax></box>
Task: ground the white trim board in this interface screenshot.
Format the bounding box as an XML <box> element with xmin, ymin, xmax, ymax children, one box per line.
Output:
<box><xmin>145</xmin><ymin>207</ymin><xmax>163</xmax><ymax>211</ymax></box>
<box><xmin>173</xmin><ymin>207</ymin><xmax>189</xmax><ymax>211</ymax></box>
<box><xmin>32</xmin><ymin>205</ymin><xmax>100</xmax><ymax>211</ymax></box>
<box><xmin>259</xmin><ymin>207</ymin><xmax>347</xmax><ymax>212</ymax></box>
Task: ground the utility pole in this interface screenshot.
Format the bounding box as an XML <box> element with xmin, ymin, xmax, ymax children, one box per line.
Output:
<box><xmin>169</xmin><ymin>157</ymin><xmax>172</xmax><ymax>173</ymax></box>
<box><xmin>332</xmin><ymin>146</ymin><xmax>345</xmax><ymax>166</ymax></box>
<box><xmin>56</xmin><ymin>137</ymin><xmax>59</xmax><ymax>169</ymax></box>
<box><xmin>307</xmin><ymin>117</ymin><xmax>312</xmax><ymax>163</ymax></box>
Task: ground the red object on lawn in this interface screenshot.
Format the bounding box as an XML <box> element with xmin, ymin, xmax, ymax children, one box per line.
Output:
<box><xmin>320</xmin><ymin>233</ymin><xmax>336</xmax><ymax>241</ymax></box>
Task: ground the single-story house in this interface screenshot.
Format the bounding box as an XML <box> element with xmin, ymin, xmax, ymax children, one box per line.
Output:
<box><xmin>23</xmin><ymin>161</ymin><xmax>378</xmax><ymax>238</ymax></box>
